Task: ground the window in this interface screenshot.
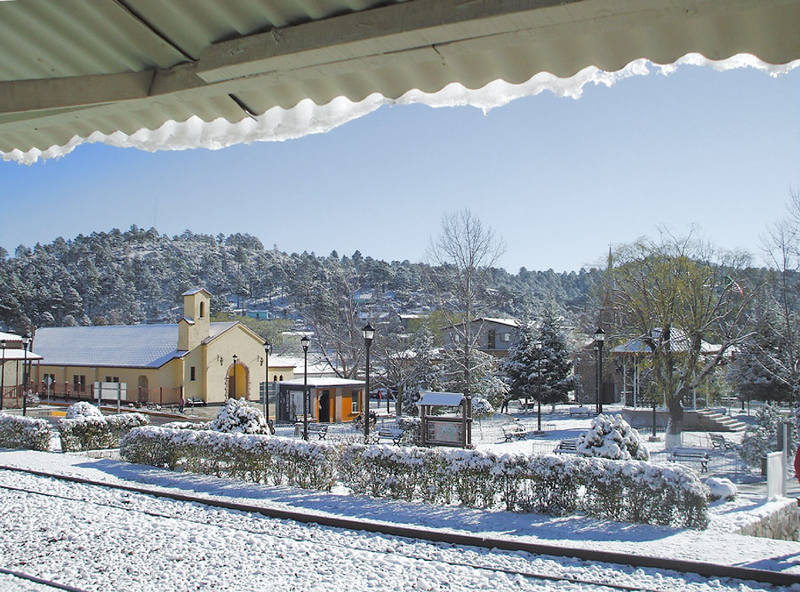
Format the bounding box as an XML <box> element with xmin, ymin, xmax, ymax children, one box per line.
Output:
<box><xmin>105</xmin><ymin>376</ymin><xmax>119</xmax><ymax>383</ymax></box>
<box><xmin>351</xmin><ymin>391</ymin><xmax>360</xmax><ymax>414</ymax></box>
<box><xmin>73</xmin><ymin>375</ymin><xmax>86</xmax><ymax>392</ymax></box>
<box><xmin>487</xmin><ymin>329</ymin><xmax>496</xmax><ymax>349</ymax></box>
<box><xmin>501</xmin><ymin>332</ymin><xmax>511</xmax><ymax>342</ymax></box>
<box><xmin>199</xmin><ymin>301</ymin><xmax>205</xmax><ymax>318</ymax></box>
<box><xmin>190</xmin><ymin>366</ymin><xmax>196</xmax><ymax>381</ymax></box>
<box><xmin>43</xmin><ymin>373</ymin><xmax>55</xmax><ymax>390</ymax></box>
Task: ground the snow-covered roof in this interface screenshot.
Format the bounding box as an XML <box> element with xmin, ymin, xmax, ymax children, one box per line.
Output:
<box><xmin>417</xmin><ymin>391</ymin><xmax>465</xmax><ymax>407</ymax></box>
<box><xmin>0</xmin><ymin>331</ymin><xmax>22</xmax><ymax>342</ymax></box>
<box><xmin>442</xmin><ymin>317</ymin><xmax>520</xmax><ymax>331</ymax></box>
<box><xmin>610</xmin><ymin>330</ymin><xmax>722</xmax><ymax>356</ymax></box>
<box><xmin>0</xmin><ymin>349</ymin><xmax>43</xmax><ymax>362</ymax></box>
<box><xmin>34</xmin><ymin>322</ymin><xmax>236</xmax><ymax>368</ymax></box>
<box><xmin>181</xmin><ymin>288</ymin><xmax>212</xmax><ymax>297</ymax></box>
<box><xmin>271</xmin><ymin>355</ymin><xmax>336</xmax><ymax>376</ymax></box>
<box><xmin>280</xmin><ymin>377</ymin><xmax>364</xmax><ymax>388</ymax></box>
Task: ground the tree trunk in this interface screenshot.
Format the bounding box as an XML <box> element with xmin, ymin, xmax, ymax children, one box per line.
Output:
<box><xmin>666</xmin><ymin>393</ymin><xmax>684</xmax><ymax>449</ymax></box>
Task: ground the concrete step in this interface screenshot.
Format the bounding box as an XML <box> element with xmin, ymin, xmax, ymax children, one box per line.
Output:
<box><xmin>695</xmin><ymin>409</ymin><xmax>747</xmax><ymax>432</ymax></box>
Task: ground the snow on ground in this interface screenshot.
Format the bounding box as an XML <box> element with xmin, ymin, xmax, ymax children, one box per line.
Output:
<box><xmin>0</xmin><ymin>404</ymin><xmax>798</xmax><ymax>591</ymax></box>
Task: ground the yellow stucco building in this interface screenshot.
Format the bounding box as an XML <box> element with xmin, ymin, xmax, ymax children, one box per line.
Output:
<box><xmin>34</xmin><ymin>289</ymin><xmax>289</xmax><ymax>406</ymax></box>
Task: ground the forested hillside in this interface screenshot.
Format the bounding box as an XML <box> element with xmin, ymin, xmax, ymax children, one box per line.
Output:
<box><xmin>0</xmin><ymin>226</ymin><xmax>601</xmax><ymax>333</ymax></box>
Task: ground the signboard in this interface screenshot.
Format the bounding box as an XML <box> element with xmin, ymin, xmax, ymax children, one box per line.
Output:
<box><xmin>94</xmin><ymin>381</ymin><xmax>127</xmax><ymax>401</ymax></box>
<box><xmin>94</xmin><ymin>381</ymin><xmax>128</xmax><ymax>414</ymax></box>
<box><xmin>426</xmin><ymin>419</ymin><xmax>464</xmax><ymax>446</ymax></box>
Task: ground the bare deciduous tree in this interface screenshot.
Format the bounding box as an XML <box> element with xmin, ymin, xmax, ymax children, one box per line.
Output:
<box><xmin>426</xmin><ymin>209</ymin><xmax>506</xmax><ymax>398</ymax></box>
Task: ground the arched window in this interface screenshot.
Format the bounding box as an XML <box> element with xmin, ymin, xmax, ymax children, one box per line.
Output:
<box><xmin>273</xmin><ymin>375</ymin><xmax>278</xmax><ymax>381</ymax></box>
<box><xmin>199</xmin><ymin>301</ymin><xmax>205</xmax><ymax>318</ymax></box>
<box><xmin>279</xmin><ymin>375</ymin><xmax>284</xmax><ymax>381</ymax></box>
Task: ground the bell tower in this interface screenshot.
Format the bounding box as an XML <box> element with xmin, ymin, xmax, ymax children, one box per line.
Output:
<box><xmin>178</xmin><ymin>288</ymin><xmax>212</xmax><ymax>351</ymax></box>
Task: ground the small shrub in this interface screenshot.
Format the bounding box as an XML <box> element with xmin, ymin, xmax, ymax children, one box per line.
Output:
<box><xmin>577</xmin><ymin>414</ymin><xmax>649</xmax><ymax>460</ymax></box>
<box><xmin>740</xmin><ymin>404</ymin><xmax>782</xmax><ymax>468</ymax></box>
<box><xmin>66</xmin><ymin>401</ymin><xmax>103</xmax><ymax>419</ymax></box>
<box><xmin>209</xmin><ymin>398</ymin><xmax>270</xmax><ymax>435</ymax></box>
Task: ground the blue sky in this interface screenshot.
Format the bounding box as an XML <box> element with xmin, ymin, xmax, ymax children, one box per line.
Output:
<box><xmin>1</xmin><ymin>62</ymin><xmax>797</xmax><ymax>273</ymax></box>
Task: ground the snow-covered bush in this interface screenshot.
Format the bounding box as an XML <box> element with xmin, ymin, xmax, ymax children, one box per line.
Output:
<box><xmin>337</xmin><ymin>443</ymin><xmax>707</xmax><ymax>528</ymax></box>
<box><xmin>66</xmin><ymin>401</ymin><xmax>102</xmax><ymax>419</ymax></box>
<box><xmin>59</xmin><ymin>413</ymin><xmax>149</xmax><ymax>452</ymax></box>
<box><xmin>397</xmin><ymin>417</ymin><xmax>421</xmax><ymax>446</ymax></box>
<box><xmin>120</xmin><ymin>426</ymin><xmax>340</xmax><ymax>491</ymax></box>
<box><xmin>705</xmin><ymin>477</ymin><xmax>738</xmax><ymax>502</ymax></box>
<box><xmin>576</xmin><ymin>414</ymin><xmax>649</xmax><ymax>461</ymax></box>
<box><xmin>208</xmin><ymin>398</ymin><xmax>270</xmax><ymax>435</ymax></box>
<box><xmin>0</xmin><ymin>413</ymin><xmax>51</xmax><ymax>451</ymax></box>
<box><xmin>740</xmin><ymin>404</ymin><xmax>782</xmax><ymax>468</ymax></box>
<box><xmin>471</xmin><ymin>397</ymin><xmax>494</xmax><ymax>419</ymax></box>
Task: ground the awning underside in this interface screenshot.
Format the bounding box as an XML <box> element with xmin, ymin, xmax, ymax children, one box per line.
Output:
<box><xmin>2</xmin><ymin>0</ymin><xmax>799</xmax><ymax>163</ymax></box>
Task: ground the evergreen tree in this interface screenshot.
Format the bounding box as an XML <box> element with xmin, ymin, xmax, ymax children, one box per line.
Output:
<box><xmin>535</xmin><ymin>306</ymin><xmax>575</xmax><ymax>406</ymax></box>
<box><xmin>502</xmin><ymin>320</ymin><xmax>538</xmax><ymax>410</ymax></box>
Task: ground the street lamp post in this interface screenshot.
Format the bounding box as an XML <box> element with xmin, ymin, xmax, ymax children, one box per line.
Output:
<box><xmin>534</xmin><ymin>341</ymin><xmax>542</xmax><ymax>432</ymax></box>
<box><xmin>21</xmin><ymin>333</ymin><xmax>30</xmax><ymax>416</ymax></box>
<box><xmin>231</xmin><ymin>354</ymin><xmax>238</xmax><ymax>399</ymax></box>
<box><xmin>0</xmin><ymin>339</ymin><xmax>5</xmax><ymax>411</ymax></box>
<box><xmin>301</xmin><ymin>335</ymin><xmax>309</xmax><ymax>441</ymax></box>
<box><xmin>264</xmin><ymin>340</ymin><xmax>271</xmax><ymax>421</ymax></box>
<box><xmin>594</xmin><ymin>327</ymin><xmax>605</xmax><ymax>415</ymax></box>
<box><xmin>362</xmin><ymin>323</ymin><xmax>375</xmax><ymax>444</ymax></box>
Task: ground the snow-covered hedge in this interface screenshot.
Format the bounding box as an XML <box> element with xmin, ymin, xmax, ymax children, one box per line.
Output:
<box><xmin>339</xmin><ymin>446</ymin><xmax>708</xmax><ymax>528</ymax></box>
<box><xmin>0</xmin><ymin>413</ymin><xmax>51</xmax><ymax>451</ymax></box>
<box><xmin>120</xmin><ymin>426</ymin><xmax>339</xmax><ymax>491</ymax></box>
<box><xmin>59</xmin><ymin>413</ymin><xmax>150</xmax><ymax>452</ymax></box>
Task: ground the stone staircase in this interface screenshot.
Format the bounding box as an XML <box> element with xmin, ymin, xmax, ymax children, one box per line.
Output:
<box><xmin>694</xmin><ymin>408</ymin><xmax>747</xmax><ymax>432</ymax></box>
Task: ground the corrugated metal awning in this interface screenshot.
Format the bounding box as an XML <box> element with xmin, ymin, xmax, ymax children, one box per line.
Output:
<box><xmin>2</xmin><ymin>0</ymin><xmax>799</xmax><ymax>161</ymax></box>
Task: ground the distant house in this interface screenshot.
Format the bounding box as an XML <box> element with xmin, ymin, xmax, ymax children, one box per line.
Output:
<box><xmin>34</xmin><ymin>289</ymin><xmax>269</xmax><ymax>406</ymax></box>
<box><xmin>441</xmin><ymin>318</ymin><xmax>520</xmax><ymax>358</ymax></box>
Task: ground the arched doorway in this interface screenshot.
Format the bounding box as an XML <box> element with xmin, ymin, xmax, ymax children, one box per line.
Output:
<box><xmin>227</xmin><ymin>362</ymin><xmax>248</xmax><ymax>399</ymax></box>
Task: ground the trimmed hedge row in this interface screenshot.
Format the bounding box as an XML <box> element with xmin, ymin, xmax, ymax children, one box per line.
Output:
<box><xmin>120</xmin><ymin>426</ymin><xmax>708</xmax><ymax>528</ymax></box>
<box><xmin>120</xmin><ymin>426</ymin><xmax>339</xmax><ymax>491</ymax></box>
<box><xmin>0</xmin><ymin>414</ymin><xmax>52</xmax><ymax>452</ymax></box>
<box><xmin>59</xmin><ymin>413</ymin><xmax>150</xmax><ymax>452</ymax></box>
<box><xmin>339</xmin><ymin>446</ymin><xmax>709</xmax><ymax>529</ymax></box>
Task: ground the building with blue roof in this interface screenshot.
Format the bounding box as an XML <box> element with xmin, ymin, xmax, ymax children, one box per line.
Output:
<box><xmin>33</xmin><ymin>289</ymin><xmax>280</xmax><ymax>407</ymax></box>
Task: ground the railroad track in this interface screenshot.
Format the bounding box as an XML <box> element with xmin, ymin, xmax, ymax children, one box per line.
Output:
<box><xmin>0</xmin><ymin>465</ymin><xmax>795</xmax><ymax>592</ymax></box>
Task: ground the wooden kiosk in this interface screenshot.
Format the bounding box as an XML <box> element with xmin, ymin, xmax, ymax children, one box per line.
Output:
<box><xmin>418</xmin><ymin>391</ymin><xmax>473</xmax><ymax>449</ymax></box>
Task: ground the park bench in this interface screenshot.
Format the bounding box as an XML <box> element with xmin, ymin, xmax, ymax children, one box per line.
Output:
<box><xmin>569</xmin><ymin>407</ymin><xmax>591</xmax><ymax>417</ymax></box>
<box><xmin>668</xmin><ymin>448</ymin><xmax>709</xmax><ymax>472</ymax></box>
<box><xmin>378</xmin><ymin>427</ymin><xmax>404</xmax><ymax>445</ymax></box>
<box><xmin>307</xmin><ymin>423</ymin><xmax>329</xmax><ymax>440</ymax></box>
<box><xmin>710</xmin><ymin>434</ymin><xmax>737</xmax><ymax>453</ymax></box>
<box><xmin>502</xmin><ymin>423</ymin><xmax>531</xmax><ymax>442</ymax></box>
<box><xmin>554</xmin><ymin>438</ymin><xmax>579</xmax><ymax>454</ymax></box>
